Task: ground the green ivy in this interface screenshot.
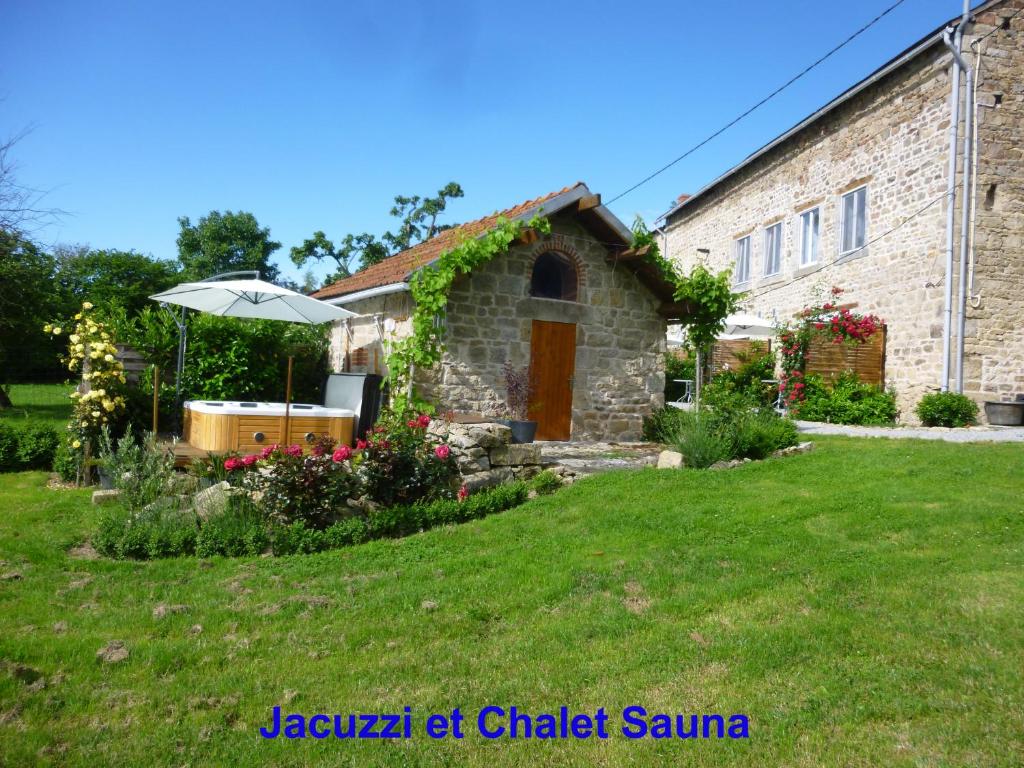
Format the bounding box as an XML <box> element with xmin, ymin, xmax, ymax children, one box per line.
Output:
<box><xmin>384</xmin><ymin>214</ymin><xmax>551</xmax><ymax>412</ymax></box>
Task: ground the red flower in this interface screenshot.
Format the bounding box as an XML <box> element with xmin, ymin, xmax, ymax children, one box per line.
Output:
<box><xmin>285</xmin><ymin>444</ymin><xmax>303</xmax><ymax>457</ymax></box>
<box><xmin>407</xmin><ymin>419</ymin><xmax>417</xmax><ymax>428</ymax></box>
<box><xmin>356</xmin><ymin>438</ymin><xmax>367</xmax><ymax>450</ymax></box>
<box><xmin>434</xmin><ymin>444</ymin><xmax>450</xmax><ymax>460</ymax></box>
<box><xmin>457</xmin><ymin>485</ymin><xmax>469</xmax><ymax>502</ymax></box>
<box><xmin>332</xmin><ymin>445</ymin><xmax>352</xmax><ymax>462</ymax></box>
<box><xmin>260</xmin><ymin>444</ymin><xmax>278</xmax><ymax>459</ymax></box>
<box><xmin>242</xmin><ymin>454</ymin><xmax>258</xmax><ymax>467</ymax></box>
<box><xmin>224</xmin><ymin>457</ymin><xmax>241</xmax><ymax>471</ymax></box>
<box><xmin>417</xmin><ymin>414</ymin><xmax>431</xmax><ymax>428</ymax></box>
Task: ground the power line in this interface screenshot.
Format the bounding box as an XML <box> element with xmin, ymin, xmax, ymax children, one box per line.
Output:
<box><xmin>606</xmin><ymin>0</ymin><xmax>912</xmax><ymax>206</ymax></box>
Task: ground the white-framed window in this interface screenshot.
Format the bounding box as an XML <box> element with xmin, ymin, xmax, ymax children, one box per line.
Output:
<box><xmin>734</xmin><ymin>235</ymin><xmax>751</xmax><ymax>284</ymax></box>
<box><xmin>799</xmin><ymin>206</ymin><xmax>820</xmax><ymax>266</ymax></box>
<box><xmin>840</xmin><ymin>186</ymin><xmax>868</xmax><ymax>255</ymax></box>
<box><xmin>763</xmin><ymin>222</ymin><xmax>782</xmax><ymax>276</ymax></box>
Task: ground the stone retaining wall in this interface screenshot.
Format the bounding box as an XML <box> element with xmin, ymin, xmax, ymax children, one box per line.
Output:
<box><xmin>427</xmin><ymin>421</ymin><xmax>547</xmax><ymax>490</ymax></box>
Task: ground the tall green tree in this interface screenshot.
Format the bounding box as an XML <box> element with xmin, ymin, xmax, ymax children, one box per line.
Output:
<box><xmin>54</xmin><ymin>246</ymin><xmax>179</xmax><ymax>315</ymax></box>
<box><xmin>0</xmin><ymin>231</ymin><xmax>66</xmax><ymax>398</ymax></box>
<box><xmin>290</xmin><ymin>182</ymin><xmax>463</xmax><ymax>280</ymax></box>
<box><xmin>177</xmin><ymin>210</ymin><xmax>281</xmax><ymax>282</ymax></box>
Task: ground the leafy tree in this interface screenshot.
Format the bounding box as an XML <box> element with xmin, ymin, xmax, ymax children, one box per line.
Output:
<box><xmin>290</xmin><ymin>182</ymin><xmax>463</xmax><ymax>278</ymax></box>
<box><xmin>177</xmin><ymin>210</ymin><xmax>281</xmax><ymax>282</ymax></box>
<box><xmin>673</xmin><ymin>265</ymin><xmax>741</xmax><ymax>402</ymax></box>
<box><xmin>54</xmin><ymin>246</ymin><xmax>179</xmax><ymax>315</ymax></box>
<box><xmin>0</xmin><ymin>231</ymin><xmax>66</xmax><ymax>400</ymax></box>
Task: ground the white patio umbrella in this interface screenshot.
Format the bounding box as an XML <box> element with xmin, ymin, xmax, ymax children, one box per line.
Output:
<box><xmin>720</xmin><ymin>312</ymin><xmax>775</xmax><ymax>338</ymax></box>
<box><xmin>150</xmin><ymin>279</ymin><xmax>354</xmax><ymax>325</ymax></box>
<box><xmin>149</xmin><ymin>275</ymin><xmax>356</xmax><ymax>436</ymax></box>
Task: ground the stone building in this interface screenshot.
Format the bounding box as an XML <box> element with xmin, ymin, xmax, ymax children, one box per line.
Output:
<box><xmin>659</xmin><ymin>0</ymin><xmax>1023</xmax><ymax>421</ymax></box>
<box><xmin>311</xmin><ymin>183</ymin><xmax>675</xmax><ymax>441</ymax></box>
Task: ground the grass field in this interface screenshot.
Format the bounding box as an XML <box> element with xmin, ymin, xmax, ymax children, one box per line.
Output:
<box><xmin>0</xmin><ymin>383</ymin><xmax>74</xmax><ymax>432</ymax></box>
<box><xmin>1</xmin><ymin>436</ymin><xmax>1022</xmax><ymax>766</ymax></box>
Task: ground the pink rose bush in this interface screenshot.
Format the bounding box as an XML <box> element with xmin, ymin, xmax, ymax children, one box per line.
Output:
<box><xmin>214</xmin><ymin>414</ymin><xmax>458</xmax><ymax>526</ymax></box>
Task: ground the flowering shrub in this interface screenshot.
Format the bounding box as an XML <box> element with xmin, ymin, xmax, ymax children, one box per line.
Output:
<box><xmin>224</xmin><ymin>437</ymin><xmax>360</xmax><ymax>529</ymax></box>
<box><xmin>45</xmin><ymin>302</ymin><xmax>128</xmax><ymax>483</ymax></box>
<box><xmin>778</xmin><ymin>287</ymin><xmax>883</xmax><ymax>408</ymax></box>
<box><xmin>211</xmin><ymin>416</ymin><xmax>457</xmax><ymax>527</ymax></box>
<box><xmin>359</xmin><ymin>413</ymin><xmax>458</xmax><ymax>507</ymax></box>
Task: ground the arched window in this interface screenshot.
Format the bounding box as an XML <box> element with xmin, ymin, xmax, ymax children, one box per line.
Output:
<box><xmin>529</xmin><ymin>252</ymin><xmax>578</xmax><ymax>302</ymax></box>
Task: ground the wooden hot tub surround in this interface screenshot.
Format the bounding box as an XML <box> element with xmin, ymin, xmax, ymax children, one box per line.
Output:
<box><xmin>183</xmin><ymin>401</ymin><xmax>354</xmax><ymax>453</ymax></box>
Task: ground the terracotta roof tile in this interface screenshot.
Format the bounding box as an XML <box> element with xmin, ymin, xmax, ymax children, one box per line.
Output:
<box><xmin>311</xmin><ymin>183</ymin><xmax>583</xmax><ymax>300</ymax></box>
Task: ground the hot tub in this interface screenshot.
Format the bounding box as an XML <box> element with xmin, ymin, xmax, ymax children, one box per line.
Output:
<box><xmin>183</xmin><ymin>401</ymin><xmax>355</xmax><ymax>453</ymax></box>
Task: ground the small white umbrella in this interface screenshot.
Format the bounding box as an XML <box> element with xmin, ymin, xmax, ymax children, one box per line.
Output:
<box><xmin>720</xmin><ymin>312</ymin><xmax>775</xmax><ymax>338</ymax></box>
<box><xmin>150</xmin><ymin>279</ymin><xmax>354</xmax><ymax>324</ymax></box>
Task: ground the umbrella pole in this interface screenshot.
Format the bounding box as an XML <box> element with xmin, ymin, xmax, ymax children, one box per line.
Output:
<box><xmin>283</xmin><ymin>356</ymin><xmax>293</xmax><ymax>446</ymax></box>
<box><xmin>152</xmin><ymin>366</ymin><xmax>159</xmax><ymax>434</ymax></box>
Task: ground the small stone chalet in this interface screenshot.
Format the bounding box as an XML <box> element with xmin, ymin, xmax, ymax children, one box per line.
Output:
<box><xmin>311</xmin><ymin>183</ymin><xmax>680</xmax><ymax>441</ymax></box>
<box><xmin>659</xmin><ymin>0</ymin><xmax>1023</xmax><ymax>420</ymax></box>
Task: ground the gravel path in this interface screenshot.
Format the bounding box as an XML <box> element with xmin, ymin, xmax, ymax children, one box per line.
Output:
<box><xmin>794</xmin><ymin>420</ymin><xmax>1024</xmax><ymax>443</ymax></box>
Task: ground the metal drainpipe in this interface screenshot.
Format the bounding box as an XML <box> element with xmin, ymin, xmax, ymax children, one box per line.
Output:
<box><xmin>946</xmin><ymin>7</ymin><xmax>974</xmax><ymax>395</ymax></box>
<box><xmin>955</xmin><ymin>58</ymin><xmax>975</xmax><ymax>394</ymax></box>
<box><xmin>940</xmin><ymin>23</ymin><xmax>965</xmax><ymax>392</ymax></box>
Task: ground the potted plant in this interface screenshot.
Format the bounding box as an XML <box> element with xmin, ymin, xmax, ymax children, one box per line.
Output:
<box><xmin>500</xmin><ymin>361</ymin><xmax>538</xmax><ymax>444</ymax></box>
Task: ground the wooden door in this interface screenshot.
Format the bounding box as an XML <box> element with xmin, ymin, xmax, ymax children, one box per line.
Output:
<box><xmin>528</xmin><ymin>320</ymin><xmax>576</xmax><ymax>441</ymax></box>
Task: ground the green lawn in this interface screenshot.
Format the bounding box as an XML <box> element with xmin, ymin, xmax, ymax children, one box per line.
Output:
<box><xmin>0</xmin><ymin>383</ymin><xmax>74</xmax><ymax>432</ymax></box>
<box><xmin>1</xmin><ymin>436</ymin><xmax>1022</xmax><ymax>767</ymax></box>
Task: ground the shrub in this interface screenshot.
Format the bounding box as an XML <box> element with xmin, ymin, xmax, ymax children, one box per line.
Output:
<box><xmin>195</xmin><ymin>499</ymin><xmax>268</xmax><ymax>558</ymax></box>
<box><xmin>269</xmin><ymin>482</ymin><xmax>530</xmax><ymax>556</ymax></box>
<box><xmin>667</xmin><ymin>410</ymin><xmax>735</xmax><ymax>469</ymax></box>
<box><xmin>98</xmin><ymin>427</ymin><xmax>176</xmax><ymax>511</ymax></box>
<box><xmin>52</xmin><ymin>436</ymin><xmax>81</xmax><ymax>482</ymax></box>
<box><xmin>795</xmin><ymin>373</ymin><xmax>897</xmax><ymax>426</ymax></box>
<box><xmin>0</xmin><ymin>422</ymin><xmax>61</xmax><ymax>472</ymax></box>
<box><xmin>731</xmin><ymin>410</ymin><xmax>799</xmax><ymax>460</ymax></box>
<box><xmin>239</xmin><ymin>437</ymin><xmax>361</xmax><ymax>529</ymax></box>
<box><xmin>916</xmin><ymin>392</ymin><xmax>978</xmax><ymax>427</ymax></box>
<box><xmin>358</xmin><ymin>414</ymin><xmax>458</xmax><ymax>507</ymax></box>
<box><xmin>529</xmin><ymin>470</ymin><xmax>563</xmax><ymax>495</ymax></box>
<box><xmin>94</xmin><ymin>503</ymin><xmax>198</xmax><ymax>559</ymax></box>
<box><xmin>642</xmin><ymin>405</ymin><xmax>688</xmax><ymax>443</ymax></box>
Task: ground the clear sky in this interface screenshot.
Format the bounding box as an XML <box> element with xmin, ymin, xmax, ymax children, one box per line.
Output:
<box><xmin>1</xmin><ymin>0</ymin><xmax>970</xmax><ymax>285</ymax></box>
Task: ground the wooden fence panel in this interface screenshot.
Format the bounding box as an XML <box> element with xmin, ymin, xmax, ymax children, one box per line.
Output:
<box><xmin>710</xmin><ymin>339</ymin><xmax>771</xmax><ymax>376</ymax></box>
<box><xmin>804</xmin><ymin>325</ymin><xmax>886</xmax><ymax>386</ymax></box>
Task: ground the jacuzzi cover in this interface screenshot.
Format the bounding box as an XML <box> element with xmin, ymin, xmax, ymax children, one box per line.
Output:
<box><xmin>184</xmin><ymin>401</ymin><xmax>354</xmax><ymax>417</ymax></box>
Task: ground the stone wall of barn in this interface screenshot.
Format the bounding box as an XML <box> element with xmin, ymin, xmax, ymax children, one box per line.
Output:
<box><xmin>968</xmin><ymin>2</ymin><xmax>1024</xmax><ymax>404</ymax></box>
<box><xmin>416</xmin><ymin>214</ymin><xmax>666</xmax><ymax>440</ymax></box>
<box><xmin>661</xmin><ymin>2</ymin><xmax>1024</xmax><ymax>421</ymax></box>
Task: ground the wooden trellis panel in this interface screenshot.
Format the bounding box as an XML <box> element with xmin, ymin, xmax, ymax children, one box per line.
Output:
<box><xmin>710</xmin><ymin>339</ymin><xmax>771</xmax><ymax>376</ymax></box>
<box><xmin>804</xmin><ymin>325</ymin><xmax>887</xmax><ymax>386</ymax></box>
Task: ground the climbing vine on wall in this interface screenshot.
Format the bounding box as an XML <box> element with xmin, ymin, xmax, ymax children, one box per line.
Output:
<box><xmin>384</xmin><ymin>214</ymin><xmax>551</xmax><ymax>413</ymax></box>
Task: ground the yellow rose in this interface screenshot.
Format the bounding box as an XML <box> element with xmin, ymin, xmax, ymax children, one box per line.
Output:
<box><xmin>74</xmin><ymin>313</ymin><xmax>82</xmax><ymax>320</ymax></box>
<box><xmin>103</xmin><ymin>400</ymin><xmax>115</xmax><ymax>412</ymax></box>
<box><xmin>82</xmin><ymin>301</ymin><xmax>93</xmax><ymax>309</ymax></box>
<box><xmin>81</xmin><ymin>421</ymin><xmax>88</xmax><ymax>427</ymax></box>
<box><xmin>91</xmin><ymin>410</ymin><xmax>101</xmax><ymax>418</ymax></box>
<box><xmin>90</xmin><ymin>351</ymin><xmax>101</xmax><ymax>359</ymax></box>
<box><xmin>43</xmin><ymin>324</ymin><xmax>52</xmax><ymax>332</ymax></box>
<box><xmin>69</xmin><ymin>334</ymin><xmax>79</xmax><ymax>343</ymax></box>
<box><xmin>75</xmin><ymin>344</ymin><xmax>84</xmax><ymax>352</ymax></box>
<box><xmin>104</xmin><ymin>354</ymin><xmax>114</xmax><ymax>362</ymax></box>
<box><xmin>52</xmin><ymin>327</ymin><xmax>62</xmax><ymax>335</ymax></box>
<box><xmin>72</xmin><ymin>440</ymin><xmax>81</xmax><ymax>449</ymax></box>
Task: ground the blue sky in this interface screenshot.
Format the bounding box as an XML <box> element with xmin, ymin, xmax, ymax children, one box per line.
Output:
<box><xmin>1</xmin><ymin>0</ymin><xmax>967</xmax><ymax>285</ymax></box>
